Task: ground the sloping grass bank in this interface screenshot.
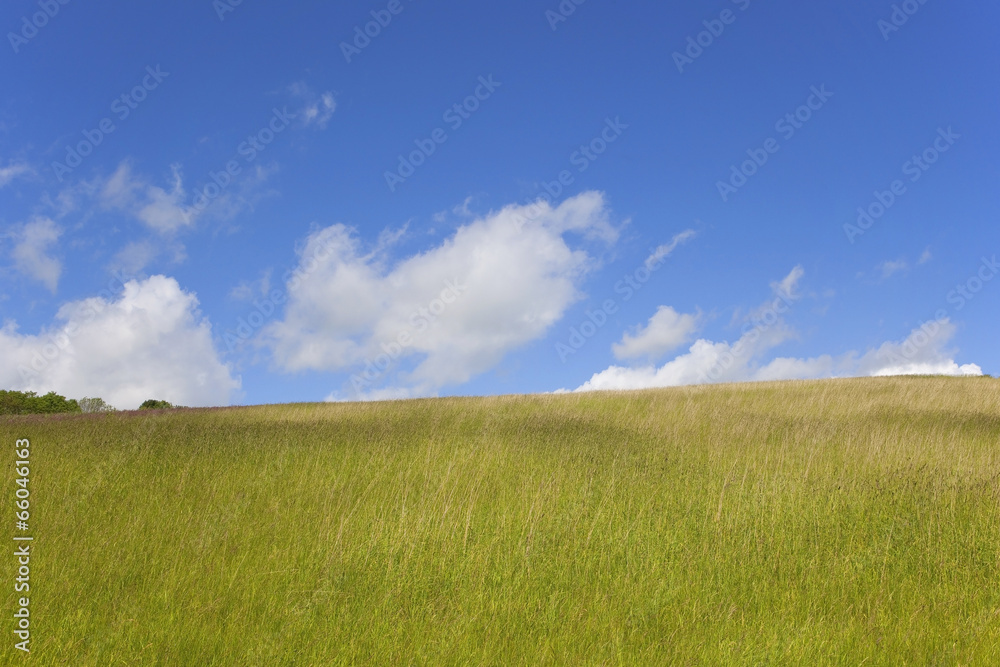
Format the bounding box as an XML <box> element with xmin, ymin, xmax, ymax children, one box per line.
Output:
<box><xmin>2</xmin><ymin>377</ymin><xmax>999</xmax><ymax>664</ymax></box>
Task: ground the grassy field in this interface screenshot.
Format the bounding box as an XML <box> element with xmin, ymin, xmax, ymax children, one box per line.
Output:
<box><xmin>2</xmin><ymin>376</ymin><xmax>999</xmax><ymax>665</ymax></box>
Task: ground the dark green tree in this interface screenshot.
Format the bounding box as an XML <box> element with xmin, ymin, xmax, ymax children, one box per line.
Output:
<box><xmin>139</xmin><ymin>399</ymin><xmax>174</xmax><ymax>410</ymax></box>
<box><xmin>0</xmin><ymin>390</ymin><xmax>82</xmax><ymax>415</ymax></box>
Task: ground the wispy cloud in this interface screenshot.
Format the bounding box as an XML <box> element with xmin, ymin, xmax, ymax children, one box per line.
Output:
<box><xmin>288</xmin><ymin>82</ymin><xmax>336</xmax><ymax>129</ymax></box>
<box><xmin>9</xmin><ymin>217</ymin><xmax>62</xmax><ymax>292</ymax></box>
<box><xmin>0</xmin><ymin>161</ymin><xmax>31</xmax><ymax>188</ymax></box>
<box><xmin>877</xmin><ymin>258</ymin><xmax>908</xmax><ymax>280</ymax></box>
<box><xmin>645</xmin><ymin>229</ymin><xmax>696</xmax><ymax>270</ymax></box>
<box><xmin>770</xmin><ymin>264</ymin><xmax>804</xmax><ymax>300</ymax></box>
<box><xmin>99</xmin><ymin>162</ymin><xmax>198</xmax><ymax>235</ymax></box>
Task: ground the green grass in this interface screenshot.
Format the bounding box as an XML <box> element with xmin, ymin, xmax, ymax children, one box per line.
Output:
<box><xmin>2</xmin><ymin>376</ymin><xmax>999</xmax><ymax>665</ymax></box>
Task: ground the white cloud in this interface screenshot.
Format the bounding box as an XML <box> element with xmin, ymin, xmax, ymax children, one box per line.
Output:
<box><xmin>918</xmin><ymin>248</ymin><xmax>932</xmax><ymax>265</ymax></box>
<box><xmin>612</xmin><ymin>306</ymin><xmax>701</xmax><ymax>361</ymax></box>
<box><xmin>453</xmin><ymin>196</ymin><xmax>475</xmax><ymax>217</ymax></box>
<box><xmin>10</xmin><ymin>217</ymin><xmax>62</xmax><ymax>292</ymax></box>
<box><xmin>0</xmin><ymin>275</ymin><xmax>240</xmax><ymax>409</ymax></box>
<box><xmin>107</xmin><ymin>239</ymin><xmax>185</xmax><ymax>275</ymax></box>
<box><xmin>137</xmin><ymin>170</ymin><xmax>194</xmax><ymax>232</ymax></box>
<box><xmin>645</xmin><ymin>229</ymin><xmax>696</xmax><ymax>270</ymax></box>
<box><xmin>752</xmin><ymin>355</ymin><xmax>837</xmax><ymax>382</ymax></box>
<box><xmin>99</xmin><ymin>161</ymin><xmax>140</xmax><ymax>207</ymax></box>
<box><xmin>325</xmin><ymin>386</ymin><xmax>419</xmax><ymax>403</ymax></box>
<box><xmin>854</xmin><ymin>319</ymin><xmax>982</xmax><ymax>377</ymax></box>
<box><xmin>100</xmin><ymin>162</ymin><xmax>197</xmax><ymax>234</ymax></box>
<box><xmin>230</xmin><ymin>270</ymin><xmax>273</xmax><ymax>303</ymax></box>
<box><xmin>199</xmin><ymin>163</ymin><xmax>280</xmax><ymax>224</ymax></box>
<box><xmin>434</xmin><ymin>196</ymin><xmax>477</xmax><ymax>223</ymax></box>
<box><xmin>109</xmin><ymin>241</ymin><xmax>158</xmax><ymax>275</ymax></box>
<box><xmin>571</xmin><ymin>267</ymin><xmax>981</xmax><ymax>392</ymax></box>
<box><xmin>289</xmin><ymin>82</ymin><xmax>336</xmax><ymax>129</ymax></box>
<box><xmin>575</xmin><ymin>319</ymin><xmax>794</xmax><ymax>392</ymax></box>
<box><xmin>91</xmin><ymin>159</ymin><xmax>274</xmax><ymax>234</ymax></box>
<box><xmin>0</xmin><ymin>162</ymin><xmax>31</xmax><ymax>188</ymax></box>
<box><xmin>877</xmin><ymin>258</ymin><xmax>908</xmax><ymax>280</ymax></box>
<box><xmin>746</xmin><ymin>264</ymin><xmax>803</xmax><ymax>322</ymax></box>
<box><xmin>771</xmin><ymin>264</ymin><xmax>804</xmax><ymax>300</ymax></box>
<box><xmin>267</xmin><ymin>191</ymin><xmax>618</xmax><ymax>395</ymax></box>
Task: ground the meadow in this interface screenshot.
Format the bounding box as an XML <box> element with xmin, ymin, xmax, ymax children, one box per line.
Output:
<box><xmin>2</xmin><ymin>376</ymin><xmax>998</xmax><ymax>665</ymax></box>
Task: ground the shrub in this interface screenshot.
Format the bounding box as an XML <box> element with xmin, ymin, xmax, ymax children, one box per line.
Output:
<box><xmin>139</xmin><ymin>399</ymin><xmax>174</xmax><ymax>410</ymax></box>
<box><xmin>79</xmin><ymin>397</ymin><xmax>117</xmax><ymax>413</ymax></box>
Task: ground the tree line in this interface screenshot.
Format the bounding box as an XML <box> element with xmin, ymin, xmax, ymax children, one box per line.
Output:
<box><xmin>0</xmin><ymin>391</ymin><xmax>175</xmax><ymax>416</ymax></box>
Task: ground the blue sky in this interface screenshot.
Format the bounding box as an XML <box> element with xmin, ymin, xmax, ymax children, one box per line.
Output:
<box><xmin>1</xmin><ymin>0</ymin><xmax>997</xmax><ymax>408</ymax></box>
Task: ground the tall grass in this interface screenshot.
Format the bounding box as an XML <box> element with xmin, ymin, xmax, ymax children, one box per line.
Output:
<box><xmin>2</xmin><ymin>377</ymin><xmax>999</xmax><ymax>664</ymax></box>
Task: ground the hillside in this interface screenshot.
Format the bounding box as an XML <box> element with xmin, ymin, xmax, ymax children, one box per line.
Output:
<box><xmin>2</xmin><ymin>377</ymin><xmax>999</xmax><ymax>664</ymax></box>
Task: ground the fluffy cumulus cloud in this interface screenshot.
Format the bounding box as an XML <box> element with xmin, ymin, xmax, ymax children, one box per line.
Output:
<box><xmin>265</xmin><ymin>192</ymin><xmax>618</xmax><ymax>396</ymax></box>
<box><xmin>855</xmin><ymin>321</ymin><xmax>982</xmax><ymax>377</ymax></box>
<box><xmin>573</xmin><ymin>267</ymin><xmax>981</xmax><ymax>392</ymax></box>
<box><xmin>10</xmin><ymin>217</ymin><xmax>62</xmax><ymax>292</ymax></box>
<box><xmin>0</xmin><ymin>276</ymin><xmax>240</xmax><ymax>409</ymax></box>
<box><xmin>612</xmin><ymin>306</ymin><xmax>702</xmax><ymax>361</ymax></box>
